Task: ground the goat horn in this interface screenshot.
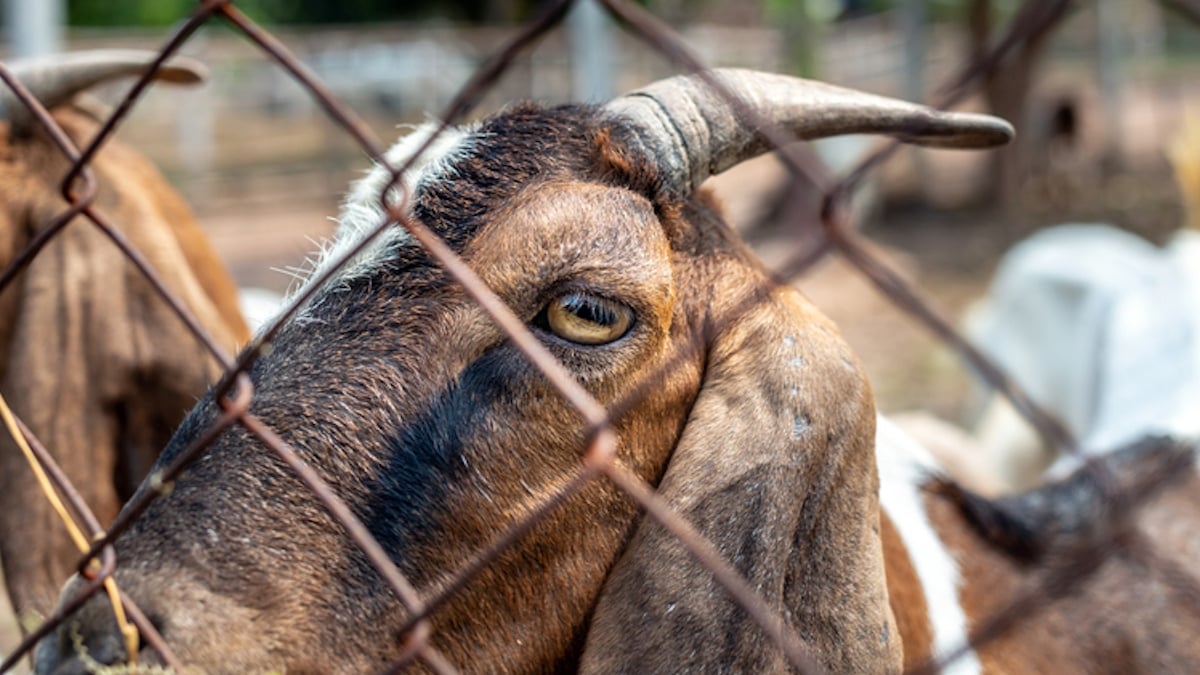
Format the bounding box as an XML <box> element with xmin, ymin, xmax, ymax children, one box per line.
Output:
<box><xmin>0</xmin><ymin>49</ymin><xmax>207</xmax><ymax>130</ymax></box>
<box><xmin>606</xmin><ymin>68</ymin><xmax>1015</xmax><ymax>195</ymax></box>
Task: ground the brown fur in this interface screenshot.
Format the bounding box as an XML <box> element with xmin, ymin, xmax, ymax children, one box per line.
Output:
<box><xmin>881</xmin><ymin>513</ymin><xmax>934</xmax><ymax>671</ymax></box>
<box><xmin>36</xmin><ymin>97</ymin><xmax>1199</xmax><ymax>675</ymax></box>
<box><xmin>581</xmin><ymin>255</ymin><xmax>897</xmax><ymax>672</ymax></box>
<box><xmin>921</xmin><ymin>478</ymin><xmax>1200</xmax><ymax>673</ymax></box>
<box><xmin>882</xmin><ymin>441</ymin><xmax>1200</xmax><ymax>674</ymax></box>
<box><xmin>0</xmin><ymin>108</ymin><xmax>247</xmax><ymax>620</ymax></box>
<box><xmin>35</xmin><ymin>106</ymin><xmax>900</xmax><ymax>674</ymax></box>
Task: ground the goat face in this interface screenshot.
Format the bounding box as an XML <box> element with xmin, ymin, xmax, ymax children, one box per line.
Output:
<box><xmin>35</xmin><ymin>72</ymin><xmax>1012</xmax><ymax>674</ymax></box>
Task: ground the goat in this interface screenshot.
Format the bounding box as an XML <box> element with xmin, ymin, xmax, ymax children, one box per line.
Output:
<box><xmin>0</xmin><ymin>51</ymin><xmax>248</xmax><ymax>624</ymax></box>
<box><xmin>959</xmin><ymin>122</ymin><xmax>1200</xmax><ymax>494</ymax></box>
<box><xmin>965</xmin><ymin>223</ymin><xmax>1200</xmax><ymax>491</ymax></box>
<box><xmin>32</xmin><ymin>70</ymin><xmax>1200</xmax><ymax>674</ymax></box>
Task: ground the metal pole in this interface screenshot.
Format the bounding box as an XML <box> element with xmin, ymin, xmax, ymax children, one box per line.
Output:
<box><xmin>901</xmin><ymin>0</ymin><xmax>929</xmax><ymax>184</ymax></box>
<box><xmin>4</xmin><ymin>0</ymin><xmax>64</xmax><ymax>58</ymax></box>
<box><xmin>1096</xmin><ymin>0</ymin><xmax>1123</xmax><ymax>158</ymax></box>
<box><xmin>567</xmin><ymin>0</ymin><xmax>615</xmax><ymax>102</ymax></box>
<box><xmin>901</xmin><ymin>0</ymin><xmax>927</xmax><ymax>103</ymax></box>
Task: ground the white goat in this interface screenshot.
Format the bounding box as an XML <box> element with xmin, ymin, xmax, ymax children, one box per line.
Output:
<box><xmin>967</xmin><ymin>223</ymin><xmax>1200</xmax><ymax>489</ymax></box>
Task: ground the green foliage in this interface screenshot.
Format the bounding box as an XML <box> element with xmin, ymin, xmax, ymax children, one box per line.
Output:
<box><xmin>67</xmin><ymin>0</ymin><xmax>196</xmax><ymax>26</ymax></box>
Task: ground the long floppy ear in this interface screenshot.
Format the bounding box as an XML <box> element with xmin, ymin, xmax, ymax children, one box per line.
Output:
<box><xmin>580</xmin><ymin>69</ymin><xmax>1009</xmax><ymax>672</ymax></box>
<box><xmin>581</xmin><ymin>280</ymin><xmax>896</xmax><ymax>673</ymax></box>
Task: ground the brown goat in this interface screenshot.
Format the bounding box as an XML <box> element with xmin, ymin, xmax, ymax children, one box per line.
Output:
<box><xmin>32</xmin><ymin>70</ymin><xmax>1200</xmax><ymax>674</ymax></box>
<box><xmin>0</xmin><ymin>52</ymin><xmax>247</xmax><ymax>623</ymax></box>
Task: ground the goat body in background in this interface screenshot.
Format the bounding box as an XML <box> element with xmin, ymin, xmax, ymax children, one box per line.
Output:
<box><xmin>0</xmin><ymin>52</ymin><xmax>248</xmax><ymax>622</ymax></box>
<box><xmin>966</xmin><ymin>223</ymin><xmax>1200</xmax><ymax>490</ymax></box>
<box><xmin>32</xmin><ymin>70</ymin><xmax>1200</xmax><ymax>673</ymax></box>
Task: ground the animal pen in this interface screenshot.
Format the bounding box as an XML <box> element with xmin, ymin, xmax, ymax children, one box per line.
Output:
<box><xmin>2</xmin><ymin>0</ymin><xmax>1199</xmax><ymax>672</ymax></box>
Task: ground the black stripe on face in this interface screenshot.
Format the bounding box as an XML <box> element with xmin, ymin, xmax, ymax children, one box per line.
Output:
<box><xmin>357</xmin><ymin>341</ymin><xmax>577</xmax><ymax>580</ymax></box>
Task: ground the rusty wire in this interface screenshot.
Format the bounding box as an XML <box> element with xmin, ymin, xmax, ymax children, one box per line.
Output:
<box><xmin>0</xmin><ymin>0</ymin><xmax>1197</xmax><ymax>673</ymax></box>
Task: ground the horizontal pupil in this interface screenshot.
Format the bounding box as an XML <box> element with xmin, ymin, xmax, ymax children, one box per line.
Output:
<box><xmin>562</xmin><ymin>295</ymin><xmax>616</xmax><ymax>326</ymax></box>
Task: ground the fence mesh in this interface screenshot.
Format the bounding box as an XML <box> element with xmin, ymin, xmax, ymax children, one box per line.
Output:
<box><xmin>1</xmin><ymin>0</ymin><xmax>1198</xmax><ymax>673</ymax></box>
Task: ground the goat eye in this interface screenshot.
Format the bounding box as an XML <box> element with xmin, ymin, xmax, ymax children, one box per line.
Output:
<box><xmin>542</xmin><ymin>293</ymin><xmax>634</xmax><ymax>345</ymax></box>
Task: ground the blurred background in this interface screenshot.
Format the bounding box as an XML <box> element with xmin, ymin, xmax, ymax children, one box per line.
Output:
<box><xmin>2</xmin><ymin>0</ymin><xmax>1197</xmax><ymax>436</ymax></box>
<box><xmin>2</xmin><ymin>0</ymin><xmax>1200</xmax><ymax>664</ymax></box>
<box><xmin>0</xmin><ymin>0</ymin><xmax>1196</xmax><ymax>463</ymax></box>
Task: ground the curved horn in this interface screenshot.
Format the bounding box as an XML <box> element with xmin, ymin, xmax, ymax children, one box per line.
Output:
<box><xmin>605</xmin><ymin>68</ymin><xmax>1015</xmax><ymax>195</ymax></box>
<box><xmin>0</xmin><ymin>49</ymin><xmax>207</xmax><ymax>131</ymax></box>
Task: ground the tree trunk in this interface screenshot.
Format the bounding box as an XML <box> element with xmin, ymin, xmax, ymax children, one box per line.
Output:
<box><xmin>966</xmin><ymin>0</ymin><xmax>1062</xmax><ymax>211</ymax></box>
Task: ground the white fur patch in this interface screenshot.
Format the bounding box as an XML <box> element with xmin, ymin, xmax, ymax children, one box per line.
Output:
<box><xmin>287</xmin><ymin>122</ymin><xmax>477</xmax><ymax>304</ymax></box>
<box><xmin>876</xmin><ymin>416</ymin><xmax>982</xmax><ymax>675</ymax></box>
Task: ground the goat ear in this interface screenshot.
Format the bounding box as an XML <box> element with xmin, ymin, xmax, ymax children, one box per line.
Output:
<box><xmin>581</xmin><ymin>285</ymin><xmax>899</xmax><ymax>673</ymax></box>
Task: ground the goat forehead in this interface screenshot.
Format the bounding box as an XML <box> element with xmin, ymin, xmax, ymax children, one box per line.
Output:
<box><xmin>288</xmin><ymin>104</ymin><xmax>612</xmax><ymax>315</ymax></box>
<box><xmin>293</xmin><ymin>122</ymin><xmax>478</xmax><ymax>302</ymax></box>
<box><xmin>467</xmin><ymin>182</ymin><xmax>669</xmax><ymax>280</ymax></box>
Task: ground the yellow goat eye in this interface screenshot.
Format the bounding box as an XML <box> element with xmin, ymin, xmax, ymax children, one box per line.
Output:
<box><xmin>544</xmin><ymin>293</ymin><xmax>634</xmax><ymax>345</ymax></box>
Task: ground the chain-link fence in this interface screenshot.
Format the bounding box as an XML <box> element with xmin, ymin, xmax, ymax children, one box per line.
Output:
<box><xmin>1</xmin><ymin>0</ymin><xmax>1198</xmax><ymax>672</ymax></box>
